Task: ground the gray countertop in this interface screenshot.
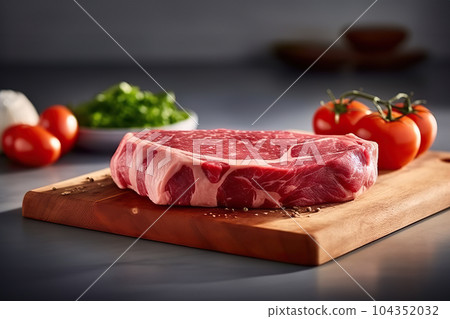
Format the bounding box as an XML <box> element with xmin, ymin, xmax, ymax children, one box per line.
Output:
<box><xmin>0</xmin><ymin>63</ymin><xmax>449</xmax><ymax>300</ymax></box>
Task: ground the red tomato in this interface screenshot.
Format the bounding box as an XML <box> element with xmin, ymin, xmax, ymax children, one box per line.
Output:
<box><xmin>39</xmin><ymin>105</ymin><xmax>79</xmax><ymax>154</ymax></box>
<box><xmin>1</xmin><ymin>124</ymin><xmax>61</xmax><ymax>166</ymax></box>
<box><xmin>313</xmin><ymin>99</ymin><xmax>371</xmax><ymax>135</ymax></box>
<box><xmin>354</xmin><ymin>112</ymin><xmax>421</xmax><ymax>170</ymax></box>
<box><xmin>394</xmin><ymin>104</ymin><xmax>437</xmax><ymax>157</ymax></box>
<box><xmin>2</xmin><ymin>124</ymin><xmax>29</xmax><ymax>161</ymax></box>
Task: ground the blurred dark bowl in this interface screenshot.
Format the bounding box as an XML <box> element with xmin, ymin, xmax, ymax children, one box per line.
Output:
<box><xmin>345</xmin><ymin>26</ymin><xmax>408</xmax><ymax>53</ymax></box>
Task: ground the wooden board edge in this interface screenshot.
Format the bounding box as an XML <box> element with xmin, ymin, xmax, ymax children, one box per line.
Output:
<box><xmin>22</xmin><ymin>189</ymin><xmax>322</xmax><ymax>266</ymax></box>
<box><xmin>30</xmin><ymin>168</ymin><xmax>111</xmax><ymax>193</ymax></box>
<box><xmin>314</xmin><ymin>195</ymin><xmax>450</xmax><ymax>264</ymax></box>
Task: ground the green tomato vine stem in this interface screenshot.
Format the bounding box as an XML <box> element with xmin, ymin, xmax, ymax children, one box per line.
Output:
<box><xmin>335</xmin><ymin>89</ymin><xmax>415</xmax><ymax>122</ymax></box>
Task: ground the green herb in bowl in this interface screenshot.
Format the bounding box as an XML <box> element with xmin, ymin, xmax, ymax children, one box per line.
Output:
<box><xmin>73</xmin><ymin>82</ymin><xmax>189</xmax><ymax>128</ymax></box>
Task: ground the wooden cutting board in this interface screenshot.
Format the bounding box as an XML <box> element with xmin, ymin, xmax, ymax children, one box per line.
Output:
<box><xmin>22</xmin><ymin>151</ymin><xmax>450</xmax><ymax>266</ymax></box>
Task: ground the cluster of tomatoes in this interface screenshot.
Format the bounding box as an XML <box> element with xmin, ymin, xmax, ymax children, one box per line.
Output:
<box><xmin>313</xmin><ymin>90</ymin><xmax>438</xmax><ymax>170</ymax></box>
<box><xmin>2</xmin><ymin>105</ymin><xmax>79</xmax><ymax>166</ymax></box>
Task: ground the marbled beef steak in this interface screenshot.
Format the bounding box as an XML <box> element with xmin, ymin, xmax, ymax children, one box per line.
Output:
<box><xmin>110</xmin><ymin>129</ymin><xmax>378</xmax><ymax>208</ymax></box>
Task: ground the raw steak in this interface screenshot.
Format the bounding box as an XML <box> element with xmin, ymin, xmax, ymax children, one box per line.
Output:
<box><xmin>110</xmin><ymin>129</ymin><xmax>378</xmax><ymax>208</ymax></box>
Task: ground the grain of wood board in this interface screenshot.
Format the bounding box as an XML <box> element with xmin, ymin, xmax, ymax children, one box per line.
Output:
<box><xmin>22</xmin><ymin>151</ymin><xmax>450</xmax><ymax>265</ymax></box>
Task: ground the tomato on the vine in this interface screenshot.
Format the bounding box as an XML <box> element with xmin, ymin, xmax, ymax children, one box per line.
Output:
<box><xmin>1</xmin><ymin>124</ymin><xmax>61</xmax><ymax>166</ymax></box>
<box><xmin>39</xmin><ymin>105</ymin><xmax>79</xmax><ymax>154</ymax></box>
<box><xmin>354</xmin><ymin>112</ymin><xmax>421</xmax><ymax>170</ymax></box>
<box><xmin>394</xmin><ymin>103</ymin><xmax>437</xmax><ymax>157</ymax></box>
<box><xmin>313</xmin><ymin>99</ymin><xmax>370</xmax><ymax>135</ymax></box>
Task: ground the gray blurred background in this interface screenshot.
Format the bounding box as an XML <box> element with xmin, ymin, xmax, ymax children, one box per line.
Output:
<box><xmin>1</xmin><ymin>0</ymin><xmax>449</xmax><ymax>64</ymax></box>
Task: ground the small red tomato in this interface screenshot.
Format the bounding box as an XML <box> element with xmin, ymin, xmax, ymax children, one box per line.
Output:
<box><xmin>394</xmin><ymin>104</ymin><xmax>437</xmax><ymax>157</ymax></box>
<box><xmin>1</xmin><ymin>124</ymin><xmax>61</xmax><ymax>166</ymax></box>
<box><xmin>39</xmin><ymin>105</ymin><xmax>79</xmax><ymax>154</ymax></box>
<box><xmin>354</xmin><ymin>112</ymin><xmax>421</xmax><ymax>170</ymax></box>
<box><xmin>2</xmin><ymin>124</ymin><xmax>29</xmax><ymax>161</ymax></box>
<box><xmin>313</xmin><ymin>99</ymin><xmax>371</xmax><ymax>135</ymax></box>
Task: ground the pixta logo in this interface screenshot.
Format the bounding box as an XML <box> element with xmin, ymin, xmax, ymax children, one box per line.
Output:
<box><xmin>126</xmin><ymin>130</ymin><xmax>325</xmax><ymax>176</ymax></box>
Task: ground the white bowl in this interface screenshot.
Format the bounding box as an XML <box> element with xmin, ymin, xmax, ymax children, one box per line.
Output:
<box><xmin>76</xmin><ymin>111</ymin><xmax>198</xmax><ymax>152</ymax></box>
